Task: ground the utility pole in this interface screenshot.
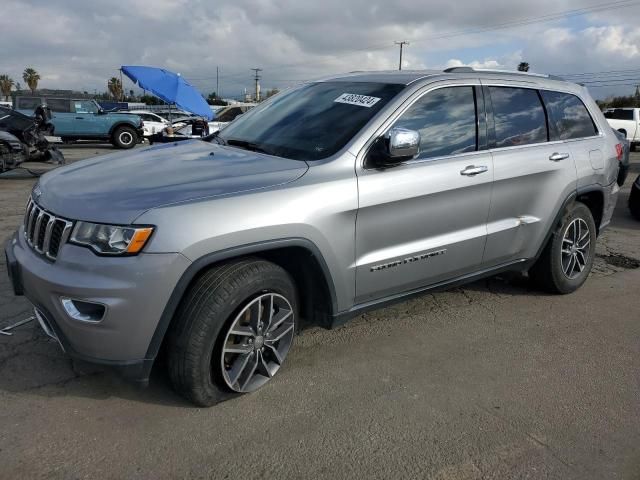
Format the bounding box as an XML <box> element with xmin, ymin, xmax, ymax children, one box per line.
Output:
<box><xmin>251</xmin><ymin>68</ymin><xmax>262</xmax><ymax>102</ymax></box>
<box><xmin>119</xmin><ymin>68</ymin><xmax>124</xmax><ymax>101</ymax></box>
<box><xmin>216</xmin><ymin>66</ymin><xmax>219</xmax><ymax>99</ymax></box>
<box><xmin>395</xmin><ymin>41</ymin><xmax>409</xmax><ymax>70</ymax></box>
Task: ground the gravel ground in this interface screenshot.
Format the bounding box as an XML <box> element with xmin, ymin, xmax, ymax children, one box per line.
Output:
<box><xmin>1</xmin><ymin>144</ymin><xmax>639</xmax><ymax>479</ymax></box>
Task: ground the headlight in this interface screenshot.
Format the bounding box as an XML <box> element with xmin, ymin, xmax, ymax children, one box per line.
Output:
<box><xmin>70</xmin><ymin>222</ymin><xmax>154</xmax><ymax>255</ymax></box>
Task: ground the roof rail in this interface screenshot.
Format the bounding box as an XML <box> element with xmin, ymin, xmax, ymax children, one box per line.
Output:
<box><xmin>443</xmin><ymin>66</ymin><xmax>565</xmax><ymax>81</ymax></box>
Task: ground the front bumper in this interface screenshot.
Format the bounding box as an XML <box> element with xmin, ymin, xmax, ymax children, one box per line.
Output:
<box><xmin>5</xmin><ymin>229</ymin><xmax>191</xmax><ymax>382</ymax></box>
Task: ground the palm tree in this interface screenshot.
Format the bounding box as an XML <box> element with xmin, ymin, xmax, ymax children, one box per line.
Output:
<box><xmin>517</xmin><ymin>62</ymin><xmax>530</xmax><ymax>72</ymax></box>
<box><xmin>22</xmin><ymin>67</ymin><xmax>40</xmax><ymax>93</ymax></box>
<box><xmin>107</xmin><ymin>77</ymin><xmax>123</xmax><ymax>100</ymax></box>
<box><xmin>0</xmin><ymin>75</ymin><xmax>14</xmax><ymax>101</ymax></box>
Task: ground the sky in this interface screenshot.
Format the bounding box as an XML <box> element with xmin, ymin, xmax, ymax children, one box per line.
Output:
<box><xmin>1</xmin><ymin>0</ymin><xmax>640</xmax><ymax>100</ymax></box>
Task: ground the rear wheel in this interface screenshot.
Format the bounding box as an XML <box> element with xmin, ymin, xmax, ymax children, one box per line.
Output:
<box><xmin>112</xmin><ymin>125</ymin><xmax>137</xmax><ymax>149</ymax></box>
<box><xmin>167</xmin><ymin>259</ymin><xmax>298</xmax><ymax>407</ymax></box>
<box><xmin>529</xmin><ymin>202</ymin><xmax>596</xmax><ymax>294</ymax></box>
<box><xmin>629</xmin><ymin>179</ymin><xmax>640</xmax><ymax>220</ymax></box>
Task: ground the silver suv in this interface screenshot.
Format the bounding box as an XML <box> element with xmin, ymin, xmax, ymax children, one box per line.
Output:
<box><xmin>5</xmin><ymin>68</ymin><xmax>621</xmax><ymax>406</ymax></box>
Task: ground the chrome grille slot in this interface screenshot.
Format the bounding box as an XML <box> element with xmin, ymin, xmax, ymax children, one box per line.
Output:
<box><xmin>23</xmin><ymin>198</ymin><xmax>73</xmax><ymax>261</ymax></box>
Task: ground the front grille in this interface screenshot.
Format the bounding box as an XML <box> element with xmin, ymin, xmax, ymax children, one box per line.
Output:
<box><xmin>23</xmin><ymin>198</ymin><xmax>73</xmax><ymax>261</ymax></box>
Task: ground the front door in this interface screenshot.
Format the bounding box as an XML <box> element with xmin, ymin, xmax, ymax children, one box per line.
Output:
<box><xmin>355</xmin><ymin>85</ymin><xmax>493</xmax><ymax>304</ymax></box>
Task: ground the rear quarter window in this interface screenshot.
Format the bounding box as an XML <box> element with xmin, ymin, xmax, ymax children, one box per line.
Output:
<box><xmin>16</xmin><ymin>97</ymin><xmax>41</xmax><ymax>110</ymax></box>
<box><xmin>605</xmin><ymin>109</ymin><xmax>634</xmax><ymax>120</ymax></box>
<box><xmin>45</xmin><ymin>98</ymin><xmax>71</xmax><ymax>113</ymax></box>
<box><xmin>541</xmin><ymin>91</ymin><xmax>597</xmax><ymax>140</ymax></box>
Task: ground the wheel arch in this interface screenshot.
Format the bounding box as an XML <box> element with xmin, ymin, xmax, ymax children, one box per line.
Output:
<box><xmin>575</xmin><ymin>186</ymin><xmax>604</xmax><ymax>235</ymax></box>
<box><xmin>108</xmin><ymin>121</ymin><xmax>138</xmax><ymax>138</ymax></box>
<box><xmin>145</xmin><ymin>238</ymin><xmax>338</xmax><ymax>361</ymax></box>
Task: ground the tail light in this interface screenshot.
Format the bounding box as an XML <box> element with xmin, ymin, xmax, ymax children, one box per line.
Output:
<box><xmin>615</xmin><ymin>143</ymin><xmax>623</xmax><ymax>162</ymax></box>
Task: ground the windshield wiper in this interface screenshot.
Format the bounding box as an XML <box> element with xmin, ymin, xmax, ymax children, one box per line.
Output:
<box><xmin>226</xmin><ymin>139</ymin><xmax>272</xmax><ymax>155</ymax></box>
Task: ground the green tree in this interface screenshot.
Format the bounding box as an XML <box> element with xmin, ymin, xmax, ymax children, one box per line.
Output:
<box><xmin>139</xmin><ymin>94</ymin><xmax>163</xmax><ymax>105</ymax></box>
<box><xmin>0</xmin><ymin>74</ymin><xmax>14</xmax><ymax>101</ymax></box>
<box><xmin>107</xmin><ymin>77</ymin><xmax>123</xmax><ymax>100</ymax></box>
<box><xmin>264</xmin><ymin>88</ymin><xmax>280</xmax><ymax>99</ymax></box>
<box><xmin>22</xmin><ymin>67</ymin><xmax>40</xmax><ymax>93</ymax></box>
<box><xmin>517</xmin><ymin>62</ymin><xmax>530</xmax><ymax>72</ymax></box>
<box><xmin>207</xmin><ymin>92</ymin><xmax>227</xmax><ymax>106</ymax></box>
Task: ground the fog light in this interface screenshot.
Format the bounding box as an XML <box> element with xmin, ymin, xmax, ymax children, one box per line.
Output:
<box><xmin>60</xmin><ymin>297</ymin><xmax>105</xmax><ymax>323</ymax></box>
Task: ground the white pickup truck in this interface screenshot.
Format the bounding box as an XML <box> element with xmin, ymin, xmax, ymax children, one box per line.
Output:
<box><xmin>604</xmin><ymin>108</ymin><xmax>640</xmax><ymax>150</ymax></box>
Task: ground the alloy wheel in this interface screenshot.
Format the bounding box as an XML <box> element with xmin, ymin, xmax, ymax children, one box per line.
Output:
<box><xmin>119</xmin><ymin>131</ymin><xmax>133</xmax><ymax>146</ymax></box>
<box><xmin>220</xmin><ymin>293</ymin><xmax>295</xmax><ymax>393</ymax></box>
<box><xmin>560</xmin><ymin>218</ymin><xmax>590</xmax><ymax>280</ymax></box>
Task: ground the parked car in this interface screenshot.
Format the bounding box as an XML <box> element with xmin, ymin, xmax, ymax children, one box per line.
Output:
<box><xmin>613</xmin><ymin>129</ymin><xmax>630</xmax><ymax>186</ymax></box>
<box><xmin>14</xmin><ymin>96</ymin><xmax>144</xmax><ymax>149</ymax></box>
<box><xmin>0</xmin><ymin>105</ymin><xmax>64</xmax><ymax>174</ymax></box>
<box><xmin>146</xmin><ymin>117</ymin><xmax>210</xmax><ymax>144</ymax></box>
<box><xmin>207</xmin><ymin>105</ymin><xmax>254</xmax><ymax>133</ymax></box>
<box><xmin>5</xmin><ymin>68</ymin><xmax>621</xmax><ymax>406</ymax></box>
<box><xmin>122</xmin><ymin>110</ymin><xmax>169</xmax><ymax>137</ymax></box>
<box><xmin>604</xmin><ymin>107</ymin><xmax>640</xmax><ymax>151</ymax></box>
<box><xmin>630</xmin><ymin>174</ymin><xmax>640</xmax><ymax>220</ymax></box>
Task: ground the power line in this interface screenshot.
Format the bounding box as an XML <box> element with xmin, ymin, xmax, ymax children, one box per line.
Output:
<box><xmin>417</xmin><ymin>0</ymin><xmax>639</xmax><ymax>42</ymax></box>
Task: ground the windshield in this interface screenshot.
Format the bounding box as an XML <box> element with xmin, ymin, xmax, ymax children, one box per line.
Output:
<box><xmin>217</xmin><ymin>81</ymin><xmax>405</xmax><ymax>160</ymax></box>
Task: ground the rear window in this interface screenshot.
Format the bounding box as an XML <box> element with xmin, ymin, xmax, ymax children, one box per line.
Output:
<box><xmin>16</xmin><ymin>97</ymin><xmax>41</xmax><ymax>111</ymax></box>
<box><xmin>489</xmin><ymin>87</ymin><xmax>547</xmax><ymax>148</ymax></box>
<box><xmin>604</xmin><ymin>109</ymin><xmax>634</xmax><ymax>120</ymax></box>
<box><xmin>541</xmin><ymin>91</ymin><xmax>597</xmax><ymax>140</ymax></box>
<box><xmin>45</xmin><ymin>98</ymin><xmax>71</xmax><ymax>113</ymax></box>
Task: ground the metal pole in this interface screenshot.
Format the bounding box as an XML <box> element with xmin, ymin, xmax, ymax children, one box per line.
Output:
<box><xmin>119</xmin><ymin>68</ymin><xmax>124</xmax><ymax>101</ymax></box>
<box><xmin>216</xmin><ymin>66</ymin><xmax>219</xmax><ymax>99</ymax></box>
<box><xmin>251</xmin><ymin>68</ymin><xmax>262</xmax><ymax>102</ymax></box>
<box><xmin>395</xmin><ymin>41</ymin><xmax>409</xmax><ymax>70</ymax></box>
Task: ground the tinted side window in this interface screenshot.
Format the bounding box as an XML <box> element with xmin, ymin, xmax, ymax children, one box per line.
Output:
<box><xmin>46</xmin><ymin>98</ymin><xmax>71</xmax><ymax>113</ymax></box>
<box><xmin>489</xmin><ymin>87</ymin><xmax>547</xmax><ymax>148</ymax></box>
<box><xmin>609</xmin><ymin>109</ymin><xmax>634</xmax><ymax>120</ymax></box>
<box><xmin>393</xmin><ymin>86</ymin><xmax>477</xmax><ymax>159</ymax></box>
<box><xmin>541</xmin><ymin>91</ymin><xmax>597</xmax><ymax>140</ymax></box>
<box><xmin>16</xmin><ymin>97</ymin><xmax>41</xmax><ymax>110</ymax></box>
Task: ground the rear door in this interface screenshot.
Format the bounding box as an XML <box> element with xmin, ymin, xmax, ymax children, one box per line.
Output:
<box><xmin>45</xmin><ymin>98</ymin><xmax>74</xmax><ymax>136</ymax></box>
<box><xmin>355</xmin><ymin>83</ymin><xmax>494</xmax><ymax>303</ymax></box>
<box><xmin>481</xmin><ymin>84</ymin><xmax>577</xmax><ymax>266</ymax></box>
<box><xmin>540</xmin><ymin>89</ymin><xmax>605</xmax><ymax>197</ymax></box>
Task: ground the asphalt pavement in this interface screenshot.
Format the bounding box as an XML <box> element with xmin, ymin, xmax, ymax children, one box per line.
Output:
<box><xmin>1</xmin><ymin>145</ymin><xmax>639</xmax><ymax>479</ymax></box>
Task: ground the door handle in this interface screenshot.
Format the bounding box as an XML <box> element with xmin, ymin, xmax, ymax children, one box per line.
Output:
<box><xmin>460</xmin><ymin>165</ymin><xmax>488</xmax><ymax>176</ymax></box>
<box><xmin>75</xmin><ymin>117</ymin><xmax>84</xmax><ymax>120</ymax></box>
<box><xmin>549</xmin><ymin>152</ymin><xmax>569</xmax><ymax>162</ymax></box>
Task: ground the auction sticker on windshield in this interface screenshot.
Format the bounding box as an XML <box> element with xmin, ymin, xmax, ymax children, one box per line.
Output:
<box><xmin>334</xmin><ymin>93</ymin><xmax>381</xmax><ymax>108</ymax></box>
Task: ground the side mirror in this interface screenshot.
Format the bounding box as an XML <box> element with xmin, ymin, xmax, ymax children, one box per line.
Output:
<box><xmin>97</xmin><ymin>108</ymin><xmax>105</xmax><ymax>115</ymax></box>
<box><xmin>388</xmin><ymin>127</ymin><xmax>420</xmax><ymax>159</ymax></box>
<box><xmin>367</xmin><ymin>127</ymin><xmax>420</xmax><ymax>168</ymax></box>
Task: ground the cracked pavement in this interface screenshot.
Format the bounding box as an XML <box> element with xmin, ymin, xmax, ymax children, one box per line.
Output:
<box><xmin>0</xmin><ymin>146</ymin><xmax>639</xmax><ymax>479</ymax></box>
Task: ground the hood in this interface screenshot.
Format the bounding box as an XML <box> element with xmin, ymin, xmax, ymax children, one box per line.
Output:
<box><xmin>36</xmin><ymin>140</ymin><xmax>308</xmax><ymax>224</ymax></box>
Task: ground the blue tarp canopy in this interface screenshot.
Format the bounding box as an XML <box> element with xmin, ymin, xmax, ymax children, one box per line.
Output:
<box><xmin>121</xmin><ymin>65</ymin><xmax>213</xmax><ymax>120</ymax></box>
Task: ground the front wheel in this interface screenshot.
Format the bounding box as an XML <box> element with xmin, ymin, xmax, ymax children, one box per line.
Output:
<box><xmin>112</xmin><ymin>125</ymin><xmax>137</xmax><ymax>149</ymax></box>
<box><xmin>529</xmin><ymin>202</ymin><xmax>596</xmax><ymax>294</ymax></box>
<box><xmin>167</xmin><ymin>259</ymin><xmax>298</xmax><ymax>407</ymax></box>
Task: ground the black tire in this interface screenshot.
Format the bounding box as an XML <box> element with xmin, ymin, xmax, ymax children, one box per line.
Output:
<box><xmin>111</xmin><ymin>125</ymin><xmax>137</xmax><ymax>149</ymax></box>
<box><xmin>629</xmin><ymin>180</ymin><xmax>640</xmax><ymax>221</ymax></box>
<box><xmin>167</xmin><ymin>258</ymin><xmax>298</xmax><ymax>407</ymax></box>
<box><xmin>529</xmin><ymin>202</ymin><xmax>596</xmax><ymax>294</ymax></box>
